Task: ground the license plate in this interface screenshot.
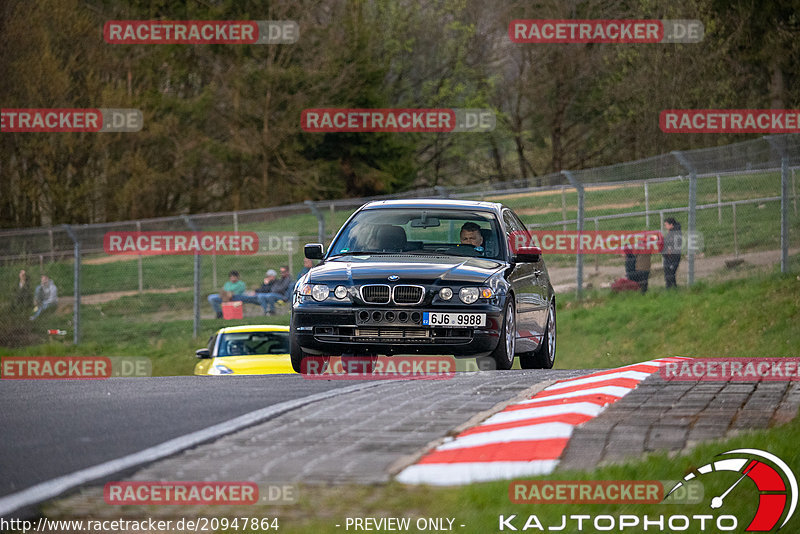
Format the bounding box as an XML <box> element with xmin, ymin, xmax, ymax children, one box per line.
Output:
<box><xmin>423</xmin><ymin>312</ymin><xmax>486</xmax><ymax>327</ymax></box>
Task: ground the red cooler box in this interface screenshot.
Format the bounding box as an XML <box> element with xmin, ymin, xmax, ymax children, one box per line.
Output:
<box><xmin>221</xmin><ymin>301</ymin><xmax>243</xmax><ymax>320</ymax></box>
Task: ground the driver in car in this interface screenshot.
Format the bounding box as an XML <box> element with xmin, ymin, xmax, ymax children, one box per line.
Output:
<box><xmin>460</xmin><ymin>222</ymin><xmax>485</xmax><ymax>254</ymax></box>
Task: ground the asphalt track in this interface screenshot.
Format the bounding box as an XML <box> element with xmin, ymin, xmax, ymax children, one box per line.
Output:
<box><xmin>0</xmin><ymin>371</ymin><xmax>576</xmax><ymax>518</ymax></box>
<box><xmin>0</xmin><ymin>377</ymin><xmax>358</xmax><ymax>499</ymax></box>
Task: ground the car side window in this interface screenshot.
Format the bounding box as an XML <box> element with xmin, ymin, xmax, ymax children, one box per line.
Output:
<box><xmin>207</xmin><ymin>334</ymin><xmax>217</xmax><ymax>354</ymax></box>
<box><xmin>503</xmin><ymin>210</ymin><xmax>523</xmax><ymax>252</ymax></box>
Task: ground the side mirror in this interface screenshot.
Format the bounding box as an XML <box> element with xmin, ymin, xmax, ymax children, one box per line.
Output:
<box><xmin>195</xmin><ymin>348</ymin><xmax>211</xmax><ymax>359</ymax></box>
<box><xmin>305</xmin><ymin>243</ymin><xmax>324</xmax><ymax>260</ymax></box>
<box><xmin>515</xmin><ymin>246</ymin><xmax>542</xmax><ymax>263</ymax></box>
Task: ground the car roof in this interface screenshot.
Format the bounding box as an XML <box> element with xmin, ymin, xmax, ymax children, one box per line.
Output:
<box><xmin>216</xmin><ymin>324</ymin><xmax>289</xmax><ymax>334</ymax></box>
<box><xmin>360</xmin><ymin>198</ymin><xmax>503</xmax><ymax>213</ymax></box>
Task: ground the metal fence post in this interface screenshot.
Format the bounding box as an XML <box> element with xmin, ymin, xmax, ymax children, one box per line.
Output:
<box><xmin>182</xmin><ymin>215</ymin><xmax>201</xmax><ymax>338</ymax></box>
<box><xmin>644</xmin><ymin>181</ymin><xmax>650</xmax><ymax>228</ymax></box>
<box><xmin>136</xmin><ymin>221</ymin><xmax>143</xmax><ymax>293</ymax></box>
<box><xmin>765</xmin><ymin>136</ymin><xmax>789</xmax><ymax>273</ymax></box>
<box><xmin>305</xmin><ymin>200</ymin><xmax>326</xmax><ymax>246</ymax></box>
<box><xmin>562</xmin><ymin>170</ymin><xmax>584</xmax><ymax>299</ymax></box>
<box><xmin>672</xmin><ymin>151</ymin><xmax>696</xmax><ymax>286</ymax></box>
<box><xmin>62</xmin><ymin>225</ymin><xmax>80</xmax><ymax>345</ymax></box>
<box><xmin>717</xmin><ymin>175</ymin><xmax>722</xmax><ymax>224</ymax></box>
<box><xmin>732</xmin><ymin>203</ymin><xmax>739</xmax><ymax>257</ymax></box>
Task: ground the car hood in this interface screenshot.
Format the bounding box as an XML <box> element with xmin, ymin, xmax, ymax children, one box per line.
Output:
<box><xmin>307</xmin><ymin>256</ymin><xmax>505</xmax><ymax>285</ymax></box>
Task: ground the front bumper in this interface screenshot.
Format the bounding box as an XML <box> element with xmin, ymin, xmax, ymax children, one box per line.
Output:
<box><xmin>291</xmin><ymin>304</ymin><xmax>504</xmax><ymax>357</ymax></box>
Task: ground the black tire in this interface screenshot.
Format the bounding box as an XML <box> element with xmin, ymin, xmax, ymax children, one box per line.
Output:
<box><xmin>520</xmin><ymin>299</ymin><xmax>556</xmax><ymax>369</ymax></box>
<box><xmin>290</xmin><ymin>335</ymin><xmax>328</xmax><ymax>374</ymax></box>
<box><xmin>489</xmin><ymin>299</ymin><xmax>516</xmax><ymax>370</ymax></box>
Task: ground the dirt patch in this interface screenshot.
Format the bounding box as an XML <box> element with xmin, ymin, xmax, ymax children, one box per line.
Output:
<box><xmin>57</xmin><ymin>287</ymin><xmax>191</xmax><ymax>309</ymax></box>
<box><xmin>516</xmin><ymin>201</ymin><xmax>640</xmax><ymax>216</ymax></box>
<box><xmin>548</xmin><ymin>247</ymin><xmax>800</xmax><ymax>293</ymax></box>
<box><xmin>82</xmin><ymin>255</ymin><xmax>140</xmax><ymax>265</ymax></box>
<box><xmin>487</xmin><ymin>183</ymin><xmax>639</xmax><ymax>202</ymax></box>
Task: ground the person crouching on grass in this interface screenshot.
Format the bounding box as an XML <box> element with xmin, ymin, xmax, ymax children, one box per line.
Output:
<box><xmin>30</xmin><ymin>274</ymin><xmax>57</xmax><ymax>320</ymax></box>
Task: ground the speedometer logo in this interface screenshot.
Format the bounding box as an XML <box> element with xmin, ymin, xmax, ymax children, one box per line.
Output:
<box><xmin>666</xmin><ymin>448</ymin><xmax>797</xmax><ymax>531</ymax></box>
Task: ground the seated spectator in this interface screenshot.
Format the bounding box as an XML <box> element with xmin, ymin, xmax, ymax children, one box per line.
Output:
<box><xmin>30</xmin><ymin>274</ymin><xmax>57</xmax><ymax>320</ymax></box>
<box><xmin>208</xmin><ymin>270</ymin><xmax>247</xmax><ymax>319</ymax></box>
<box><xmin>240</xmin><ymin>269</ymin><xmax>278</xmax><ymax>315</ymax></box>
<box><xmin>13</xmin><ymin>269</ymin><xmax>31</xmax><ymax>314</ymax></box>
<box><xmin>624</xmin><ymin>249</ymin><xmax>651</xmax><ymax>294</ymax></box>
<box><xmin>258</xmin><ymin>265</ymin><xmax>293</xmax><ymax>315</ymax></box>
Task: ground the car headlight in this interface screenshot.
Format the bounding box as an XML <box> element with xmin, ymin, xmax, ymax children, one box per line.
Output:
<box><xmin>210</xmin><ymin>364</ymin><xmax>233</xmax><ymax>375</ymax></box>
<box><xmin>299</xmin><ymin>283</ymin><xmax>330</xmax><ymax>302</ymax></box>
<box><xmin>311</xmin><ymin>284</ymin><xmax>330</xmax><ymax>302</ymax></box>
<box><xmin>459</xmin><ymin>287</ymin><xmax>479</xmax><ymax>304</ymax></box>
<box><xmin>334</xmin><ymin>285</ymin><xmax>348</xmax><ymax>299</ymax></box>
<box><xmin>439</xmin><ymin>287</ymin><xmax>453</xmax><ymax>300</ymax></box>
<box><xmin>458</xmin><ymin>287</ymin><xmax>493</xmax><ymax>304</ymax></box>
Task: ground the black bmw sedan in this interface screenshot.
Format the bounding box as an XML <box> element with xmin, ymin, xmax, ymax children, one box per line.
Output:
<box><xmin>290</xmin><ymin>199</ymin><xmax>556</xmax><ymax>372</ymax></box>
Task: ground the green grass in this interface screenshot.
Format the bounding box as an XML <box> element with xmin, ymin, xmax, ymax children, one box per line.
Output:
<box><xmin>556</xmin><ymin>272</ymin><xmax>800</xmax><ymax>370</ymax></box>
<box><xmin>3</xmin><ymin>261</ymin><xmax>798</xmax><ymax>379</ymax></box>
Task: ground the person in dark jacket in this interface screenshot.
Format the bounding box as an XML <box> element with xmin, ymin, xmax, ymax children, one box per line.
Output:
<box><xmin>255</xmin><ymin>266</ymin><xmax>293</xmax><ymax>315</ymax></box>
<box><xmin>662</xmin><ymin>218</ymin><xmax>682</xmax><ymax>289</ymax></box>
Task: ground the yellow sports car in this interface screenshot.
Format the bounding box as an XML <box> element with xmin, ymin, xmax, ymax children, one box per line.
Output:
<box><xmin>194</xmin><ymin>325</ymin><xmax>294</xmax><ymax>375</ymax></box>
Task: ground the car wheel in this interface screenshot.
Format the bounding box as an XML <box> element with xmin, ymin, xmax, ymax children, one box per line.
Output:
<box><xmin>489</xmin><ymin>299</ymin><xmax>516</xmax><ymax>370</ymax></box>
<box><xmin>520</xmin><ymin>300</ymin><xmax>556</xmax><ymax>369</ymax></box>
<box><xmin>290</xmin><ymin>335</ymin><xmax>329</xmax><ymax>374</ymax></box>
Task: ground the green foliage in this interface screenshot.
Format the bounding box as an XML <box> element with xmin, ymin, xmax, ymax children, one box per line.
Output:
<box><xmin>2</xmin><ymin>0</ymin><xmax>798</xmax><ymax>227</ymax></box>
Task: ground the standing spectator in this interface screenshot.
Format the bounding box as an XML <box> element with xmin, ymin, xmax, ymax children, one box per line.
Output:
<box><xmin>208</xmin><ymin>270</ymin><xmax>247</xmax><ymax>319</ymax></box>
<box><xmin>13</xmin><ymin>269</ymin><xmax>31</xmax><ymax>313</ymax></box>
<box><xmin>297</xmin><ymin>257</ymin><xmax>314</xmax><ymax>281</ymax></box>
<box><xmin>30</xmin><ymin>274</ymin><xmax>57</xmax><ymax>320</ymax></box>
<box><xmin>662</xmin><ymin>217</ymin><xmax>683</xmax><ymax>289</ymax></box>
<box><xmin>259</xmin><ymin>265</ymin><xmax>293</xmax><ymax>315</ymax></box>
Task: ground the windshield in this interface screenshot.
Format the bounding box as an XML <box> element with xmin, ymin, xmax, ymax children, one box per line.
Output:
<box><xmin>329</xmin><ymin>208</ymin><xmax>503</xmax><ymax>259</ymax></box>
<box><xmin>217</xmin><ymin>331</ymin><xmax>289</xmax><ymax>357</ymax></box>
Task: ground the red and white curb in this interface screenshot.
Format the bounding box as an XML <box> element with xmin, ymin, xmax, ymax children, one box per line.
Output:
<box><xmin>396</xmin><ymin>357</ymin><xmax>691</xmax><ymax>485</ymax></box>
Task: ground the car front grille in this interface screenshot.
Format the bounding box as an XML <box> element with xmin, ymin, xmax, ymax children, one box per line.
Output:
<box><xmin>393</xmin><ymin>285</ymin><xmax>424</xmax><ymax>304</ymax></box>
<box><xmin>360</xmin><ymin>284</ymin><xmax>391</xmax><ymax>304</ymax></box>
<box><xmin>355</xmin><ymin>327</ymin><xmax>430</xmax><ymax>339</ymax></box>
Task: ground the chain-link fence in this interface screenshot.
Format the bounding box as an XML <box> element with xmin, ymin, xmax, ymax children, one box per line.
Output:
<box><xmin>1</xmin><ymin>135</ymin><xmax>797</xmax><ymax>347</ymax></box>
